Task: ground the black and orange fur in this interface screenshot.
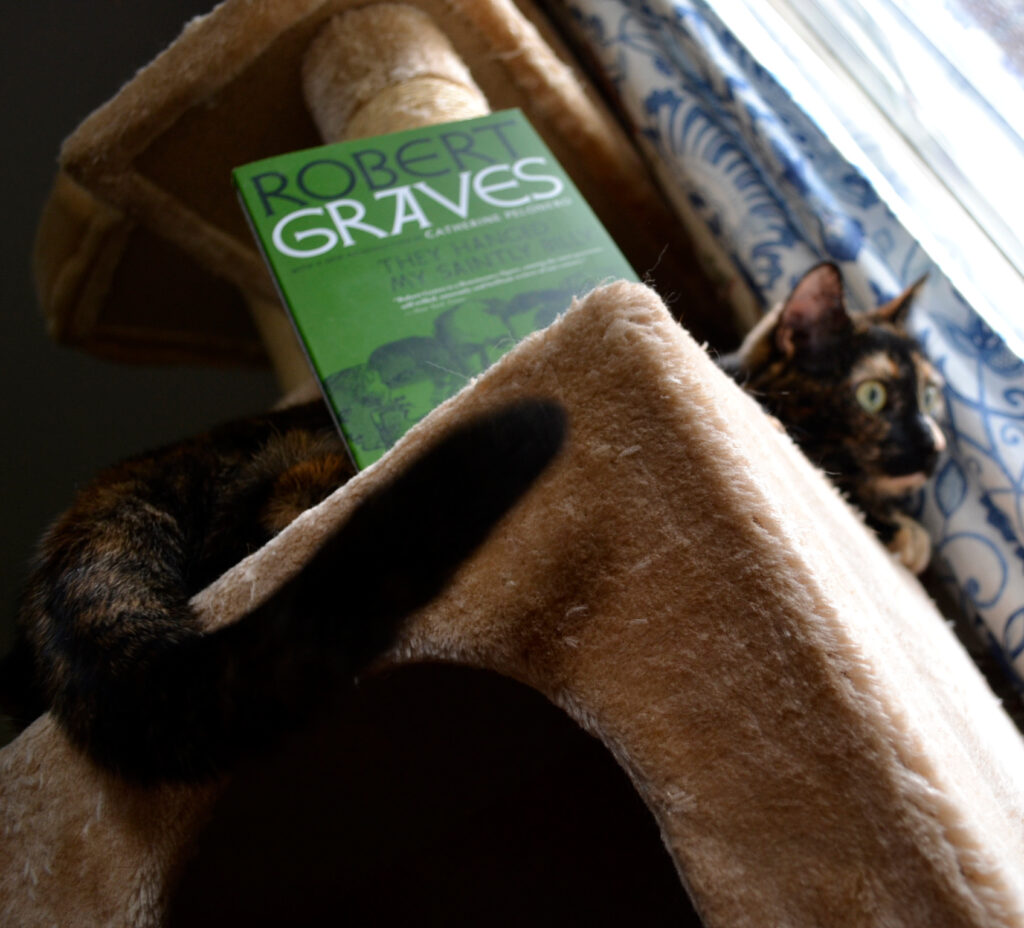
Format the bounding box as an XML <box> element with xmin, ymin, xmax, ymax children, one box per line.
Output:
<box><xmin>718</xmin><ymin>262</ymin><xmax>945</xmax><ymax>571</ymax></box>
<box><xmin>1</xmin><ymin>399</ymin><xmax>565</xmax><ymax>782</ymax></box>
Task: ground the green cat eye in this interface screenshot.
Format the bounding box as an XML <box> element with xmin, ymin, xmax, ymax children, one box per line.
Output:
<box><xmin>922</xmin><ymin>382</ymin><xmax>943</xmax><ymax>416</ymax></box>
<box><xmin>855</xmin><ymin>379</ymin><xmax>887</xmax><ymax>414</ymax></box>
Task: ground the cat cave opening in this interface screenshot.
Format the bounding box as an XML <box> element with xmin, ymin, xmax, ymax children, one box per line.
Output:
<box><xmin>167</xmin><ymin>662</ymin><xmax>704</xmax><ymax>927</ymax></box>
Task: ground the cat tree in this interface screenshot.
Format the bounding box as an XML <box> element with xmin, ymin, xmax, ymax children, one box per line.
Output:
<box><xmin>4</xmin><ymin>2</ymin><xmax>1024</xmax><ymax>926</ymax></box>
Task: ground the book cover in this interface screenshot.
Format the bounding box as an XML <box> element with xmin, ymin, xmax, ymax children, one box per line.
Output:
<box><xmin>234</xmin><ymin>109</ymin><xmax>637</xmax><ymax>468</ymax></box>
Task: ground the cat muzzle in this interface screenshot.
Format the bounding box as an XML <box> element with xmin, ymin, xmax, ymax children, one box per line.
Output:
<box><xmin>872</xmin><ymin>417</ymin><xmax>944</xmax><ymax>498</ymax></box>
<box><xmin>872</xmin><ymin>470</ymin><xmax>931</xmax><ymax>497</ymax></box>
<box><xmin>887</xmin><ymin>415</ymin><xmax>945</xmax><ymax>478</ymax></box>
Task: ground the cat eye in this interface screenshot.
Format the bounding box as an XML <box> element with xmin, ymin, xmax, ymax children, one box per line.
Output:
<box><xmin>855</xmin><ymin>379</ymin><xmax>887</xmax><ymax>414</ymax></box>
<box><xmin>922</xmin><ymin>382</ymin><xmax>944</xmax><ymax>416</ymax></box>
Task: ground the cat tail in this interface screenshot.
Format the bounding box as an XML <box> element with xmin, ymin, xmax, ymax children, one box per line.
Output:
<box><xmin>54</xmin><ymin>399</ymin><xmax>566</xmax><ymax>782</ymax></box>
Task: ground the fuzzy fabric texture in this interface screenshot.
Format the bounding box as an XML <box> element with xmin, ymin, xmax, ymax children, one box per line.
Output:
<box><xmin>34</xmin><ymin>0</ymin><xmax>730</xmax><ymax>368</ymax></box>
<box><xmin>4</xmin><ymin>282</ymin><xmax>1023</xmax><ymax>927</ymax></box>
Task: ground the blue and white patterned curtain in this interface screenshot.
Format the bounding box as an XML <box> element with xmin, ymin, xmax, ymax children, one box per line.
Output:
<box><xmin>560</xmin><ymin>0</ymin><xmax>1024</xmax><ymax>688</ymax></box>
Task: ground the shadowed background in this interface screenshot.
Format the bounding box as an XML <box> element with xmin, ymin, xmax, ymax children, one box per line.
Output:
<box><xmin>1</xmin><ymin>1</ymin><xmax>278</xmax><ymax>702</ymax></box>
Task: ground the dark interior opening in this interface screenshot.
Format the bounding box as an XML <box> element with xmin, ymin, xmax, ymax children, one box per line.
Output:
<box><xmin>168</xmin><ymin>662</ymin><xmax>704</xmax><ymax>926</ymax></box>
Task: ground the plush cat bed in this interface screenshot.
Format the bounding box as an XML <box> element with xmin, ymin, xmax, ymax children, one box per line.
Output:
<box><xmin>3</xmin><ymin>281</ymin><xmax>1024</xmax><ymax>927</ymax></box>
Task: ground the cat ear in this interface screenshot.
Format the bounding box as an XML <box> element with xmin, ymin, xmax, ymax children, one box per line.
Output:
<box><xmin>871</xmin><ymin>275</ymin><xmax>926</xmax><ymax>327</ymax></box>
<box><xmin>775</xmin><ymin>262</ymin><xmax>852</xmax><ymax>364</ymax></box>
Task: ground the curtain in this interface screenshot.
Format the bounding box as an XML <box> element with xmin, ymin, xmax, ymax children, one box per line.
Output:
<box><xmin>559</xmin><ymin>0</ymin><xmax>1024</xmax><ymax>688</ymax></box>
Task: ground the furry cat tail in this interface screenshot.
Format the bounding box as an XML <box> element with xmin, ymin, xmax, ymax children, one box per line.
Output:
<box><xmin>11</xmin><ymin>399</ymin><xmax>566</xmax><ymax>783</ymax></box>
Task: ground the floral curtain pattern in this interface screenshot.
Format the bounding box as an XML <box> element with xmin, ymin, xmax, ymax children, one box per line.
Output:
<box><xmin>560</xmin><ymin>0</ymin><xmax>1024</xmax><ymax>686</ymax></box>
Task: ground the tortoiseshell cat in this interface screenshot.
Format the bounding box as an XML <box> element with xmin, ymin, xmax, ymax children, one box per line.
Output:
<box><xmin>1</xmin><ymin>399</ymin><xmax>565</xmax><ymax>782</ymax></box>
<box><xmin>718</xmin><ymin>262</ymin><xmax>945</xmax><ymax>572</ymax></box>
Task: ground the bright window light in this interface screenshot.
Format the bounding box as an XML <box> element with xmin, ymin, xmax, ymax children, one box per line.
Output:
<box><xmin>707</xmin><ymin>0</ymin><xmax>1024</xmax><ymax>357</ymax></box>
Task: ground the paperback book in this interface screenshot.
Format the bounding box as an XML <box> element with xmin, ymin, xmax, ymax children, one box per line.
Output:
<box><xmin>234</xmin><ymin>109</ymin><xmax>637</xmax><ymax>468</ymax></box>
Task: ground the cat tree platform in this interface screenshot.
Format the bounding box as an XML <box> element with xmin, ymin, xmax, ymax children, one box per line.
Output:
<box><xmin>34</xmin><ymin>0</ymin><xmax>734</xmax><ymax>377</ymax></box>
<box><xmin>3</xmin><ymin>281</ymin><xmax>1024</xmax><ymax>927</ymax></box>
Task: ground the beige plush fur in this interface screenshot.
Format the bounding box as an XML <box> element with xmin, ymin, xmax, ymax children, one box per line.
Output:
<box><xmin>4</xmin><ymin>282</ymin><xmax>1023</xmax><ymax>926</ymax></box>
<box><xmin>34</xmin><ymin>0</ymin><xmax>731</xmax><ymax>369</ymax></box>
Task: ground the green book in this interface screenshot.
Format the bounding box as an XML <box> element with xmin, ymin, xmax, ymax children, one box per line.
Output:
<box><xmin>234</xmin><ymin>109</ymin><xmax>637</xmax><ymax>469</ymax></box>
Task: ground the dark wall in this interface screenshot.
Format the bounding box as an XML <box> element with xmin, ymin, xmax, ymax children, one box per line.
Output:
<box><xmin>1</xmin><ymin>1</ymin><xmax>279</xmax><ymax>732</ymax></box>
<box><xmin>1</xmin><ymin>12</ymin><xmax>280</xmax><ymax>635</ymax></box>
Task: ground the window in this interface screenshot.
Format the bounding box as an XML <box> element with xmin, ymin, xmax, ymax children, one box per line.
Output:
<box><xmin>707</xmin><ymin>0</ymin><xmax>1024</xmax><ymax>357</ymax></box>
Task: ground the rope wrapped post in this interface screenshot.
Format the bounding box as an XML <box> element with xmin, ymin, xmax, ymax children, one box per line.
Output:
<box><xmin>249</xmin><ymin>3</ymin><xmax>493</xmax><ymax>391</ymax></box>
<box><xmin>302</xmin><ymin>4</ymin><xmax>490</xmax><ymax>141</ymax></box>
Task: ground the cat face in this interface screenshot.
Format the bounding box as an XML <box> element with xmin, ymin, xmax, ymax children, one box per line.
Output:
<box><xmin>723</xmin><ymin>263</ymin><xmax>946</xmax><ymax>506</ymax></box>
<box><xmin>843</xmin><ymin>337</ymin><xmax>945</xmax><ymax>498</ymax></box>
